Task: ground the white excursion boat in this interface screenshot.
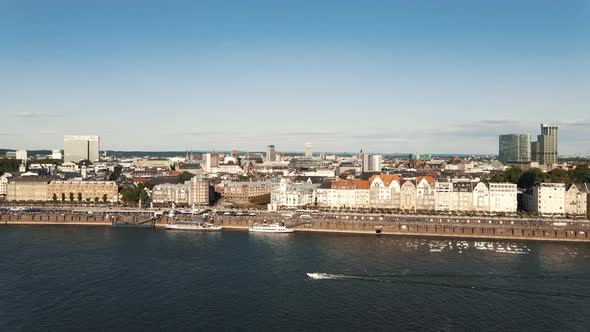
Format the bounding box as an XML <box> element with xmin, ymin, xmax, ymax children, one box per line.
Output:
<box><xmin>249</xmin><ymin>223</ymin><xmax>294</xmax><ymax>233</ymax></box>
<box><xmin>166</xmin><ymin>221</ymin><xmax>222</xmax><ymax>231</ymax></box>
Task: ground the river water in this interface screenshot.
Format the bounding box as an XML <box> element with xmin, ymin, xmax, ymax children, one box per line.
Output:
<box><xmin>1</xmin><ymin>226</ymin><xmax>590</xmax><ymax>331</ymax></box>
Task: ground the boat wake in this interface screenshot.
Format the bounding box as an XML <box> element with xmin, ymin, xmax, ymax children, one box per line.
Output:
<box><xmin>305</xmin><ymin>272</ymin><xmax>590</xmax><ymax>299</ymax></box>
<box><xmin>306</xmin><ymin>272</ymin><xmax>349</xmax><ymax>280</ymax></box>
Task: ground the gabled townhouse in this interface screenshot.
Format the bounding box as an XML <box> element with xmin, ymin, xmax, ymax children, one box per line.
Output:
<box><xmin>400</xmin><ymin>180</ymin><xmax>417</xmax><ymax>211</ymax></box>
<box><xmin>565</xmin><ymin>183</ymin><xmax>587</xmax><ymax>216</ymax></box>
<box><xmin>416</xmin><ymin>176</ymin><xmax>436</xmax><ymax>211</ymax></box>
<box><xmin>369</xmin><ymin>175</ymin><xmax>401</xmax><ymax>209</ymax></box>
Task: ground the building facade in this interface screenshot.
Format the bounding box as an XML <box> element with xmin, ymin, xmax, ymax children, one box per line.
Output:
<box><xmin>498</xmin><ymin>134</ymin><xmax>531</xmax><ymax>162</ymax></box>
<box><xmin>152</xmin><ymin>183</ymin><xmax>190</xmax><ymax>204</ymax></box>
<box><xmin>6</xmin><ymin>178</ymin><xmax>50</xmax><ymax>202</ymax></box>
<box><xmin>266</xmin><ymin>145</ymin><xmax>277</xmax><ymax>162</ymax></box>
<box><xmin>223</xmin><ymin>181</ymin><xmax>272</xmax><ymax>203</ymax></box>
<box><xmin>565</xmin><ymin>184</ymin><xmax>587</xmax><ymax>216</ymax></box>
<box><xmin>270</xmin><ymin>178</ymin><xmax>317</xmax><ymax>209</ymax></box>
<box><xmin>188</xmin><ymin>175</ymin><xmax>210</xmax><ymax>206</ymax></box>
<box><xmin>522</xmin><ymin>183</ymin><xmax>565</xmax><ymax>215</ymax></box>
<box><xmin>47</xmin><ymin>181</ymin><xmax>119</xmax><ymax>202</ymax></box>
<box><xmin>64</xmin><ymin>135</ymin><xmax>100</xmax><ymax>162</ymax></box>
<box><xmin>536</xmin><ymin>124</ymin><xmax>558</xmax><ymax>165</ymax></box>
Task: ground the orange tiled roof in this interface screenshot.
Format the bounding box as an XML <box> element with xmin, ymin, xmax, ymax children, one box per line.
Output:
<box><xmin>354</xmin><ymin>180</ymin><xmax>370</xmax><ymax>189</ymax></box>
<box><xmin>331</xmin><ymin>179</ymin><xmax>370</xmax><ymax>190</ymax></box>
<box><xmin>369</xmin><ymin>174</ymin><xmax>400</xmax><ymax>187</ymax></box>
<box><xmin>416</xmin><ymin>176</ymin><xmax>435</xmax><ymax>187</ymax></box>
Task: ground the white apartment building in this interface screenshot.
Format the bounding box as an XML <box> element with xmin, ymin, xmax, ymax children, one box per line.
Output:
<box><xmin>0</xmin><ymin>174</ymin><xmax>11</xmax><ymax>197</ymax></box>
<box><xmin>316</xmin><ymin>179</ymin><xmax>370</xmax><ymax>209</ymax></box>
<box><xmin>523</xmin><ymin>183</ymin><xmax>566</xmax><ymax>215</ymax></box>
<box><xmin>565</xmin><ymin>183</ymin><xmax>587</xmax><ymax>216</ymax></box>
<box><xmin>436</xmin><ymin>179</ymin><xmax>517</xmax><ymax>213</ymax></box>
<box><xmin>269</xmin><ymin>178</ymin><xmax>317</xmax><ymax>210</ymax></box>
<box><xmin>151</xmin><ymin>183</ymin><xmax>190</xmax><ymax>204</ymax></box>
<box><xmin>489</xmin><ymin>183</ymin><xmax>518</xmax><ymax>213</ymax></box>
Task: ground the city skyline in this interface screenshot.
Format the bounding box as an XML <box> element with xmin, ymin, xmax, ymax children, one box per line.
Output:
<box><xmin>1</xmin><ymin>1</ymin><xmax>589</xmax><ymax>153</ymax></box>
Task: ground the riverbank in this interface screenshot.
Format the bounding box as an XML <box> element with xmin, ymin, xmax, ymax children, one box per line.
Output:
<box><xmin>3</xmin><ymin>213</ymin><xmax>590</xmax><ymax>243</ymax></box>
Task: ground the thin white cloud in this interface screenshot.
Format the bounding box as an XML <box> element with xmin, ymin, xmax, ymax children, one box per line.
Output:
<box><xmin>14</xmin><ymin>112</ymin><xmax>61</xmax><ymax>118</ymax></box>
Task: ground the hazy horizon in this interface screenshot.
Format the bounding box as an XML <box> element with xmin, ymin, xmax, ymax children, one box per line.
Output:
<box><xmin>1</xmin><ymin>1</ymin><xmax>589</xmax><ymax>154</ymax></box>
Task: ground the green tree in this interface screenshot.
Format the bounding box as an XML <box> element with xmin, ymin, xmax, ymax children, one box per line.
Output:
<box><xmin>69</xmin><ymin>192</ymin><xmax>74</xmax><ymax>203</ymax></box>
<box><xmin>504</xmin><ymin>167</ymin><xmax>524</xmax><ymax>184</ymax></box>
<box><xmin>102</xmin><ymin>194</ymin><xmax>108</xmax><ymax>204</ymax></box>
<box><xmin>120</xmin><ymin>184</ymin><xmax>149</xmax><ymax>206</ymax></box>
<box><xmin>94</xmin><ymin>197</ymin><xmax>99</xmax><ymax>204</ymax></box>
<box><xmin>52</xmin><ymin>193</ymin><xmax>58</xmax><ymax>202</ymax></box>
<box><xmin>518</xmin><ymin>168</ymin><xmax>547</xmax><ymax>189</ymax></box>
<box><xmin>0</xmin><ymin>158</ymin><xmax>20</xmax><ymax>173</ymax></box>
<box><xmin>61</xmin><ymin>192</ymin><xmax>66</xmax><ymax>203</ymax></box>
<box><xmin>77</xmin><ymin>193</ymin><xmax>83</xmax><ymax>203</ymax></box>
<box><xmin>548</xmin><ymin>168</ymin><xmax>570</xmax><ymax>184</ymax></box>
<box><xmin>177</xmin><ymin>171</ymin><xmax>195</xmax><ymax>184</ymax></box>
<box><xmin>571</xmin><ymin>164</ymin><xmax>590</xmax><ymax>183</ymax></box>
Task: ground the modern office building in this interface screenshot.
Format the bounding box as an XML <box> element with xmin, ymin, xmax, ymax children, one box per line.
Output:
<box><xmin>361</xmin><ymin>152</ymin><xmax>370</xmax><ymax>173</ymax></box>
<box><xmin>304</xmin><ymin>142</ymin><xmax>313</xmax><ymax>158</ymax></box>
<box><xmin>64</xmin><ymin>135</ymin><xmax>100</xmax><ymax>163</ymax></box>
<box><xmin>530</xmin><ymin>141</ymin><xmax>539</xmax><ymax>162</ymax></box>
<box><xmin>202</xmin><ymin>153</ymin><xmax>220</xmax><ymax>172</ymax></box>
<box><xmin>498</xmin><ymin>134</ymin><xmax>531</xmax><ymax>162</ymax></box>
<box><xmin>266</xmin><ymin>145</ymin><xmax>277</xmax><ymax>162</ymax></box>
<box><xmin>360</xmin><ymin>153</ymin><xmax>382</xmax><ymax>172</ymax></box>
<box><xmin>537</xmin><ymin>124</ymin><xmax>558</xmax><ymax>165</ymax></box>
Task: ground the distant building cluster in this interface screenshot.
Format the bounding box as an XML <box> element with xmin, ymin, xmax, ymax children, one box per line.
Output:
<box><xmin>2</xmin><ymin>129</ymin><xmax>588</xmax><ymax>219</ymax></box>
<box><xmin>499</xmin><ymin>124</ymin><xmax>558</xmax><ymax>166</ymax></box>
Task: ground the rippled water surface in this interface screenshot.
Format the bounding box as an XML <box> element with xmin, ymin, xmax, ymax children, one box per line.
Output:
<box><xmin>2</xmin><ymin>226</ymin><xmax>590</xmax><ymax>331</ymax></box>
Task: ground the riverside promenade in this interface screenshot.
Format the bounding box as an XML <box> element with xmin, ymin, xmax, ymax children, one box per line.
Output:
<box><xmin>2</xmin><ymin>211</ymin><xmax>590</xmax><ymax>243</ymax></box>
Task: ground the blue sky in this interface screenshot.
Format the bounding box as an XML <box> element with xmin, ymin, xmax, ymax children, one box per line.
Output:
<box><xmin>1</xmin><ymin>0</ymin><xmax>589</xmax><ymax>154</ymax></box>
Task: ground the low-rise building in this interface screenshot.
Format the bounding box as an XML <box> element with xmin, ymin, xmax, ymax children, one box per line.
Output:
<box><xmin>223</xmin><ymin>181</ymin><xmax>272</xmax><ymax>203</ymax></box>
<box><xmin>316</xmin><ymin>179</ymin><xmax>370</xmax><ymax>209</ymax></box>
<box><xmin>152</xmin><ymin>183</ymin><xmax>190</xmax><ymax>204</ymax></box>
<box><xmin>565</xmin><ymin>183</ymin><xmax>587</xmax><ymax>216</ymax></box>
<box><xmin>0</xmin><ymin>173</ymin><xmax>11</xmax><ymax>197</ymax></box>
<box><xmin>270</xmin><ymin>178</ymin><xmax>318</xmax><ymax>209</ymax></box>
<box><xmin>416</xmin><ymin>176</ymin><xmax>436</xmax><ymax>211</ymax></box>
<box><xmin>522</xmin><ymin>183</ymin><xmax>566</xmax><ymax>215</ymax></box>
<box><xmin>6</xmin><ymin>177</ymin><xmax>50</xmax><ymax>202</ymax></box>
<box><xmin>489</xmin><ymin>183</ymin><xmax>518</xmax><ymax>212</ymax></box>
<box><xmin>400</xmin><ymin>180</ymin><xmax>417</xmax><ymax>211</ymax></box>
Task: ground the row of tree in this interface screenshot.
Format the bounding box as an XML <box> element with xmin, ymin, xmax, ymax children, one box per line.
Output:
<box><xmin>51</xmin><ymin>192</ymin><xmax>109</xmax><ymax>204</ymax></box>
<box><xmin>491</xmin><ymin>164</ymin><xmax>590</xmax><ymax>189</ymax></box>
